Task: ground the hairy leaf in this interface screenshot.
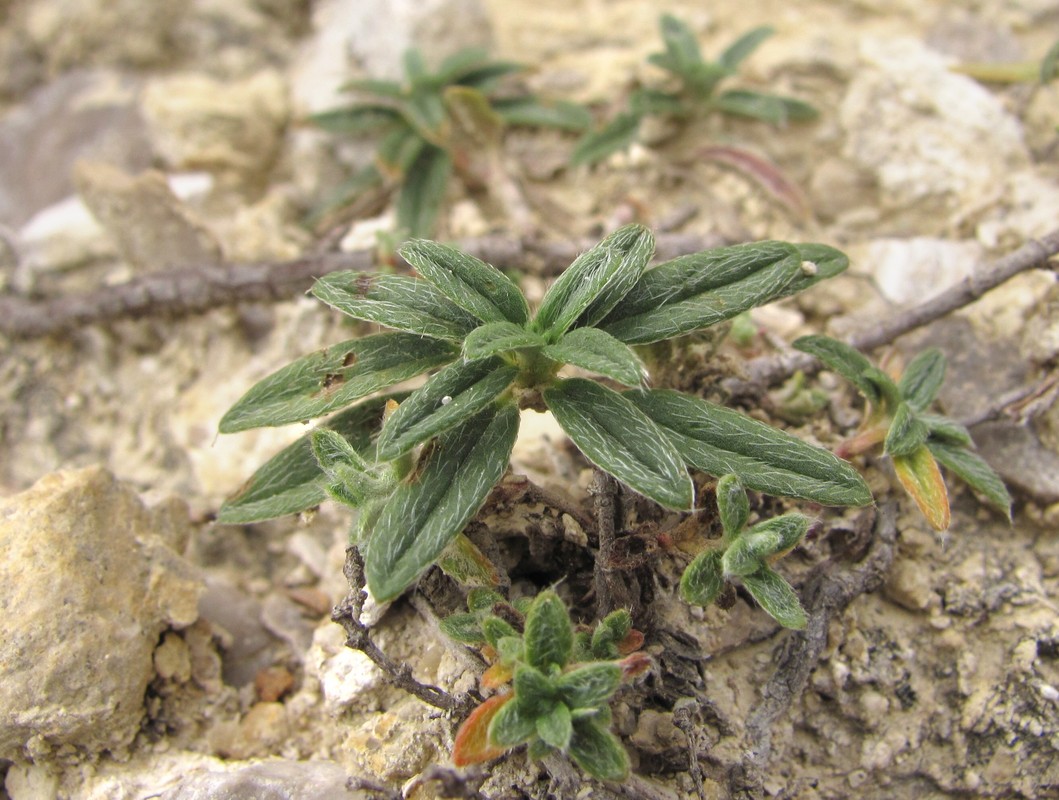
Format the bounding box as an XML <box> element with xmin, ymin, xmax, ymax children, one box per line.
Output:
<box><xmin>365</xmin><ymin>404</ymin><xmax>519</xmax><ymax>601</ymax></box>
<box><xmin>927</xmin><ymin>440</ymin><xmax>1012</xmax><ymax>520</ymax></box>
<box><xmin>776</xmin><ymin>243</ymin><xmax>850</xmax><ymax>299</ymax></box>
<box><xmin>219</xmin><ymin>334</ymin><xmax>456</xmax><ymax>432</ymax></box>
<box><xmin>892</xmin><ymin>444</ymin><xmax>950</xmax><ymax>531</ymax></box>
<box><xmin>440</xmin><ymin>612</ymin><xmax>486</xmax><ymax>644</ymax></box>
<box><xmin>792</xmin><ymin>335</ymin><xmax>882</xmax><ymax>405</ymax></box>
<box><xmin>657</xmin><ymin>13</ymin><xmax>703</xmax><ymax>68</ymax></box>
<box><xmin>467</xmin><ymin>587</ymin><xmax>506</xmax><ymax>613</ymax></box>
<box><xmin>898</xmin><ymin>349</ymin><xmax>946</xmax><ymax>411</ymax></box>
<box><xmin>680</xmin><ymin>549</ymin><xmax>725</xmax><ymax>607</ymax></box>
<box><xmin>556</xmin><ymin>663</ymin><xmax>623</xmax><ymax>710</ymax></box>
<box><xmin>482</xmin><ymin>616</ymin><xmax>519</xmax><ymax>649</ymax></box>
<box><xmin>453</xmin><ymin>694</ymin><xmax>512</xmax><ymax>766</ymax></box>
<box><xmin>396</xmin><ymin>145</ymin><xmax>452</xmax><ymax>238</ymax></box>
<box><xmin>568</xmin><ymin>718</ymin><xmax>630</xmax><ymax>781</ymax></box>
<box><xmin>884</xmin><ymin>402</ymin><xmax>929</xmax><ymax>458</ymax></box>
<box><xmin>463</xmin><ymin>321</ymin><xmax>544</xmax><ymax>361</ymax></box>
<box><xmin>537</xmin><ymin>703</ymin><xmax>573</xmax><ymax>751</ymax></box>
<box><xmin>308</xmin><ymin>104</ymin><xmax>402</xmax><ymax>135</ymax></box>
<box><xmin>217</xmin><ymin>396</ymin><xmax>398</xmax><ymax>524</ymax></box>
<box><xmin>591</xmin><ymin>610</ymin><xmax>632</xmax><ymax>659</ymax></box>
<box><xmin>489</xmin><ymin>694</ymin><xmax>539</xmax><ymax>748</ymax></box>
<box><xmin>400</xmin><ymin>239</ymin><xmax>529</xmax><ymax>325</ymax></box>
<box><xmin>492</xmin><ymin>97</ymin><xmax>592</xmax><ymax>130</ymax></box>
<box><xmin>514</xmin><ymin>665</ymin><xmax>558</xmax><ymax>717</ymax></box>
<box><xmin>437</xmin><ymin>533</ymin><xmax>500</xmax><ymax>588</ymax></box>
<box><xmin>542</xmin><ymin>327</ymin><xmax>647</xmax><ymax>387</ymax></box>
<box><xmin>599</xmin><ymin>241</ymin><xmax>802</xmax><ymax>344</ymax></box>
<box><xmin>523</xmin><ymin>590</ymin><xmax>574</xmax><ymax>671</ymax></box>
<box><xmin>533</xmin><ymin>225</ymin><xmax>654</xmax><ymax>339</ymax></box>
<box><xmin>545</xmin><ymin>380</ymin><xmax>694</xmax><ymax>510</ymax></box>
<box><xmin>312</xmin><ymin>273</ymin><xmax>478</xmax><ymax>342</ymax></box>
<box><xmin>628</xmin><ymin>389</ymin><xmax>872</xmax><ymax>506</ymax></box>
<box><xmin>741</xmin><ymin>566</ymin><xmax>807</xmax><ymax>629</ymax></box>
<box><xmin>723</xmin><ymin>514</ymin><xmax>809</xmax><ymax>577</ymax></box>
<box><xmin>719</xmin><ymin>26</ymin><xmax>774</xmax><ymax>69</ymax></box>
<box><xmin>921</xmin><ymin>414</ymin><xmax>973</xmax><ymax>447</ymax></box>
<box><xmin>716</xmin><ymin>473</ymin><xmax>750</xmax><ymax>536</ymax></box>
<box><xmin>713</xmin><ymin>90</ymin><xmax>818</xmax><ymax>123</ymax></box>
<box><xmin>376</xmin><ymin>358</ymin><xmax>518</xmax><ymax>460</ymax></box>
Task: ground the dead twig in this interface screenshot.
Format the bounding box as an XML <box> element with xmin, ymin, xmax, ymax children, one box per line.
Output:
<box><xmin>403</xmin><ymin>765</ymin><xmax>490</xmax><ymax>800</ymax></box>
<box><xmin>728</xmin><ymin>502</ymin><xmax>898</xmax><ymax>797</ymax></box>
<box><xmin>959</xmin><ymin>371</ymin><xmax>1059</xmax><ymax>428</ymax></box>
<box><xmin>591</xmin><ymin>469</ymin><xmax>638</xmax><ymax>618</ymax></box>
<box><xmin>0</xmin><ymin>232</ymin><xmax>726</xmax><ymax>340</ymax></box>
<box><xmin>741</xmin><ymin>228</ymin><xmax>1059</xmax><ymax>387</ymax></box>
<box><xmin>332</xmin><ymin>547</ymin><xmax>472</xmax><ymax>715</ymax></box>
<box><xmin>673</xmin><ymin>698</ymin><xmax>708</xmax><ymax>800</ymax></box>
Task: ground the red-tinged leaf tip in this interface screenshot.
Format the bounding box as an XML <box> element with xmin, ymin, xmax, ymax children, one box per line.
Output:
<box><xmin>617</xmin><ymin>629</ymin><xmax>645</xmax><ymax>656</ymax></box>
<box><xmin>893</xmin><ymin>446</ymin><xmax>950</xmax><ymax>531</ymax></box>
<box><xmin>481</xmin><ymin>662</ymin><xmax>514</xmax><ymax>690</ymax></box>
<box><xmin>619</xmin><ymin>652</ymin><xmax>652</xmax><ymax>679</ymax></box>
<box><xmin>453</xmin><ymin>693</ymin><xmax>513</xmax><ymax>767</ymax></box>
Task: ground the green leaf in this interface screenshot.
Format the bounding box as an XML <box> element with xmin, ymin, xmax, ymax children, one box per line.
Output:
<box><xmin>680</xmin><ymin>549</ymin><xmax>726</xmax><ymax>607</ymax></box>
<box><xmin>308</xmin><ymin>105</ymin><xmax>402</xmax><ymax>135</ymax></box>
<box><xmin>629</xmin><ymin>88</ymin><xmax>686</xmax><ymax>117</ymax></box>
<box><xmin>467</xmin><ymin>588</ymin><xmax>506</xmax><ymax>613</ymax></box>
<box><xmin>921</xmin><ymin>414</ymin><xmax>973</xmax><ymax>447</ymax></box>
<box><xmin>927</xmin><ymin>440</ymin><xmax>1012</xmax><ymax>521</ymax></box>
<box><xmin>884</xmin><ymin>402</ymin><xmax>929</xmax><ymax>458</ymax></box>
<box><xmin>1041</xmin><ymin>39</ymin><xmax>1059</xmax><ymax>84</ymax></box>
<box><xmin>537</xmin><ymin>703</ymin><xmax>573</xmax><ymax>751</ymax></box>
<box><xmin>533</xmin><ymin>225</ymin><xmax>655</xmax><ymax>339</ymax></box>
<box><xmin>542</xmin><ymin>328</ymin><xmax>646</xmax><ymax>387</ymax></box>
<box><xmin>590</xmin><ymin>610</ymin><xmax>632</xmax><ymax>659</ymax></box>
<box><xmin>400</xmin><ymin>239</ymin><xmax>529</xmax><ymax>325</ymax></box>
<box><xmin>770</xmin><ymin>243</ymin><xmax>850</xmax><ymax>301</ymax></box>
<box><xmin>713</xmin><ymin>90</ymin><xmax>818</xmax><ymax>123</ymax></box>
<box><xmin>338</xmin><ymin>77</ymin><xmax>404</xmax><ymax>97</ymax></box>
<box><xmin>599</xmin><ymin>240</ymin><xmax>801</xmax><ymax>345</ymax></box>
<box><xmin>219</xmin><ymin>335</ymin><xmax>455</xmax><ymax>433</ymax></box>
<box><xmin>723</xmin><ymin>514</ymin><xmax>809</xmax><ymax>577</ymax></box>
<box><xmin>716</xmin><ymin>473</ymin><xmax>750</xmax><ymax>536</ymax></box>
<box><xmin>570</xmin><ymin>112</ymin><xmax>643</xmax><ymax>166</ymax></box>
<box><xmin>627</xmin><ymin>389</ymin><xmax>872</xmax><ymax>506</ymax></box>
<box><xmin>898</xmin><ymin>349</ymin><xmax>946</xmax><ymax>411</ymax></box>
<box><xmin>489</xmin><ymin>695</ymin><xmax>539</xmax><ymax>748</ymax></box>
<box><xmin>492</xmin><ymin>97</ymin><xmax>592</xmax><ymax>130</ymax></box>
<box><xmin>719</xmin><ymin>26</ymin><xmax>774</xmax><ymax>69</ymax></box>
<box><xmin>437</xmin><ymin>533</ymin><xmax>500</xmax><ymax>588</ymax></box>
<box><xmin>375</xmin><ymin>357</ymin><xmax>518</xmax><ymax>460</ymax></box>
<box><xmin>482</xmin><ymin>615</ymin><xmax>519</xmax><ymax>648</ymax></box>
<box><xmin>657</xmin><ymin>13</ymin><xmax>703</xmax><ymax>69</ymax></box>
<box><xmin>440</xmin><ymin>612</ymin><xmax>486</xmax><ymax>644</ymax></box>
<box><xmin>513</xmin><ymin>665</ymin><xmax>558</xmax><ymax>716</ymax></box>
<box><xmin>311</xmin><ymin>273</ymin><xmax>478</xmax><ymax>342</ymax></box>
<box><xmin>545</xmin><ymin>380</ymin><xmax>694</xmax><ymax>510</ymax></box>
<box><xmin>395</xmin><ymin>145</ymin><xmax>452</xmax><ymax>238</ymax></box>
<box><xmin>463</xmin><ymin>321</ymin><xmax>544</xmax><ymax>361</ymax></box>
<box><xmin>793</xmin><ymin>335</ymin><xmax>886</xmax><ymax>406</ymax></box>
<box><xmin>365</xmin><ymin>403</ymin><xmax>519</xmax><ymax>601</ymax></box>
<box><xmin>741</xmin><ymin>566</ymin><xmax>807</xmax><ymax>629</ymax></box>
<box><xmin>217</xmin><ymin>395</ymin><xmax>399</xmax><ymax>524</ymax></box>
<box><xmin>892</xmin><ymin>444</ymin><xmax>950</xmax><ymax>531</ymax></box>
<box><xmin>568</xmin><ymin>718</ymin><xmax>630</xmax><ymax>781</ymax></box>
<box><xmin>555</xmin><ymin>663</ymin><xmax>623</xmax><ymax>709</ymax></box>
<box><xmin>376</xmin><ymin>127</ymin><xmax>426</xmax><ymax>175</ymax></box>
<box><xmin>523</xmin><ymin>590</ymin><xmax>574</xmax><ymax>671</ymax></box>
<box><xmin>311</xmin><ymin>428</ymin><xmax>383</xmax><ymax>508</ymax></box>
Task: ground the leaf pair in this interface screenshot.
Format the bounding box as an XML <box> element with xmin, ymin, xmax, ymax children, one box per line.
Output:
<box><xmin>451</xmin><ymin>591</ymin><xmax>636</xmax><ymax>781</ymax></box>
<box><xmin>680</xmin><ymin>475</ymin><xmax>809</xmax><ymax>629</ymax></box>
<box><xmin>794</xmin><ymin>336</ymin><xmax>1012</xmax><ymax>530</ymax></box>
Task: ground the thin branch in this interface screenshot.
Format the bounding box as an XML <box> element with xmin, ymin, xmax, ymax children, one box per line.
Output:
<box><xmin>741</xmin><ymin>229</ymin><xmax>1059</xmax><ymax>387</ymax></box>
<box><xmin>728</xmin><ymin>502</ymin><xmax>898</xmax><ymax>797</ymax></box>
<box><xmin>331</xmin><ymin>547</ymin><xmax>472</xmax><ymax>715</ymax></box>
<box><xmin>673</xmin><ymin>698</ymin><xmax>708</xmax><ymax>800</ymax></box>
<box><xmin>958</xmin><ymin>371</ymin><xmax>1059</xmax><ymax>428</ymax></box>
<box><xmin>0</xmin><ymin>232</ymin><xmax>726</xmax><ymax>340</ymax></box>
<box><xmin>591</xmin><ymin>469</ymin><xmax>636</xmax><ymax>618</ymax></box>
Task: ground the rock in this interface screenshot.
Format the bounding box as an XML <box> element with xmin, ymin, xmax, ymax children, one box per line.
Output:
<box><xmin>306</xmin><ymin>623</ymin><xmax>382</xmax><ymax>714</ymax></box>
<box><xmin>167</xmin><ymin>760</ymin><xmax>367</xmax><ymax>800</ymax></box>
<box><xmin>885</xmin><ymin>558</ymin><xmax>935</xmax><ymax>612</ymax></box>
<box><xmin>198</xmin><ymin>577</ymin><xmax>281</xmax><ymax>688</ymax></box>
<box><xmin>0</xmin><ymin>467</ymin><xmax>202</xmax><ymax>761</ymax></box>
<box><xmin>0</xmin><ymin>70</ymin><xmax>152</xmax><ymax>228</ymax></box>
<box><xmin>141</xmin><ymin>70</ymin><xmax>290</xmax><ymax>177</ymax></box>
<box><xmin>841</xmin><ymin>38</ymin><xmax>1028</xmax><ymax>232</ymax></box>
<box><xmin>862</xmin><ymin>237</ymin><xmax>985</xmax><ymax>306</ymax></box>
<box><xmin>74</xmin><ymin>161</ymin><xmax>223</xmax><ymax>271</ymax></box>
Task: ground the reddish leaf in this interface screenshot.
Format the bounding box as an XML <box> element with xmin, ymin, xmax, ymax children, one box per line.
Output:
<box><xmin>617</xmin><ymin>629</ymin><xmax>645</xmax><ymax>655</ymax></box>
<box><xmin>481</xmin><ymin>662</ymin><xmax>514</xmax><ymax>690</ymax></box>
<box><xmin>698</xmin><ymin>145</ymin><xmax>810</xmax><ymax>219</ymax></box>
<box><xmin>893</xmin><ymin>445</ymin><xmax>950</xmax><ymax>531</ymax></box>
<box><xmin>619</xmin><ymin>652</ymin><xmax>652</xmax><ymax>679</ymax></box>
<box><xmin>453</xmin><ymin>693</ymin><xmax>512</xmax><ymax>767</ymax></box>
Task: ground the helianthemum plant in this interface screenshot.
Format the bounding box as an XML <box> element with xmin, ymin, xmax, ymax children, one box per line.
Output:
<box><xmin>794</xmin><ymin>335</ymin><xmax>1012</xmax><ymax>530</ymax></box>
<box><xmin>446</xmin><ymin>590</ymin><xmax>649</xmax><ymax>780</ymax></box>
<box><xmin>680</xmin><ymin>474</ymin><xmax>810</xmax><ymax>629</ymax></box>
<box><xmin>218</xmin><ymin>224</ymin><xmax>872</xmax><ymax>602</ymax></box>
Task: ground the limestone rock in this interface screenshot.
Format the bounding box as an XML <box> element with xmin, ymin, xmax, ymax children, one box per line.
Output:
<box><xmin>841</xmin><ymin>37</ymin><xmax>1028</xmax><ymax>232</ymax></box>
<box><xmin>862</xmin><ymin>237</ymin><xmax>985</xmax><ymax>306</ymax></box>
<box><xmin>0</xmin><ymin>467</ymin><xmax>203</xmax><ymax>761</ymax></box>
<box><xmin>142</xmin><ymin>70</ymin><xmax>290</xmax><ymax>176</ymax></box>
<box><xmin>74</xmin><ymin>161</ymin><xmax>222</xmax><ymax>271</ymax></box>
<box><xmin>166</xmin><ymin>760</ymin><xmax>367</xmax><ymax>800</ymax></box>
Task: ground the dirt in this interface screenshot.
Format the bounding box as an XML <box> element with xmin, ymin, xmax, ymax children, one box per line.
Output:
<box><xmin>1</xmin><ymin>1</ymin><xmax>1058</xmax><ymax>798</ymax></box>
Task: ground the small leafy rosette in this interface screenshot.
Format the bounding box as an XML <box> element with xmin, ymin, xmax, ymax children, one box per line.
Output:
<box><xmin>681</xmin><ymin>475</ymin><xmax>809</xmax><ymax>629</ymax></box>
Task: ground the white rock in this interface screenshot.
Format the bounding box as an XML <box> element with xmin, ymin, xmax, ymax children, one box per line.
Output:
<box><xmin>863</xmin><ymin>237</ymin><xmax>985</xmax><ymax>306</ymax></box>
<box><xmin>0</xmin><ymin>467</ymin><xmax>203</xmax><ymax>761</ymax></box>
<box><xmin>306</xmin><ymin>623</ymin><xmax>381</xmax><ymax>713</ymax></box>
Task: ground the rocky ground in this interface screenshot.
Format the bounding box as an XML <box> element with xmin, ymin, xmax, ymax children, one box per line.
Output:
<box><xmin>1</xmin><ymin>0</ymin><xmax>1059</xmax><ymax>798</ymax></box>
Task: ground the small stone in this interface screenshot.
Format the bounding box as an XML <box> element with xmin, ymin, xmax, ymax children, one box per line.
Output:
<box><xmin>255</xmin><ymin>666</ymin><xmax>295</xmax><ymax>703</ymax></box>
<box><xmin>885</xmin><ymin>558</ymin><xmax>934</xmax><ymax>612</ymax></box>
<box><xmin>154</xmin><ymin>632</ymin><xmax>194</xmax><ymax>683</ymax></box>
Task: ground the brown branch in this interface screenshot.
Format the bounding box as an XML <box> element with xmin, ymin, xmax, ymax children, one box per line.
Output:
<box><xmin>727</xmin><ymin>502</ymin><xmax>898</xmax><ymax>797</ymax></box>
<box><xmin>591</xmin><ymin>469</ymin><xmax>637</xmax><ymax>619</ymax></box>
<box><xmin>673</xmin><ymin>698</ymin><xmax>708</xmax><ymax>800</ymax></box>
<box><xmin>331</xmin><ymin>547</ymin><xmax>472</xmax><ymax>715</ymax></box>
<box><xmin>741</xmin><ymin>229</ymin><xmax>1059</xmax><ymax>387</ymax></box>
<box><xmin>0</xmin><ymin>231</ymin><xmax>727</xmax><ymax>340</ymax></box>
